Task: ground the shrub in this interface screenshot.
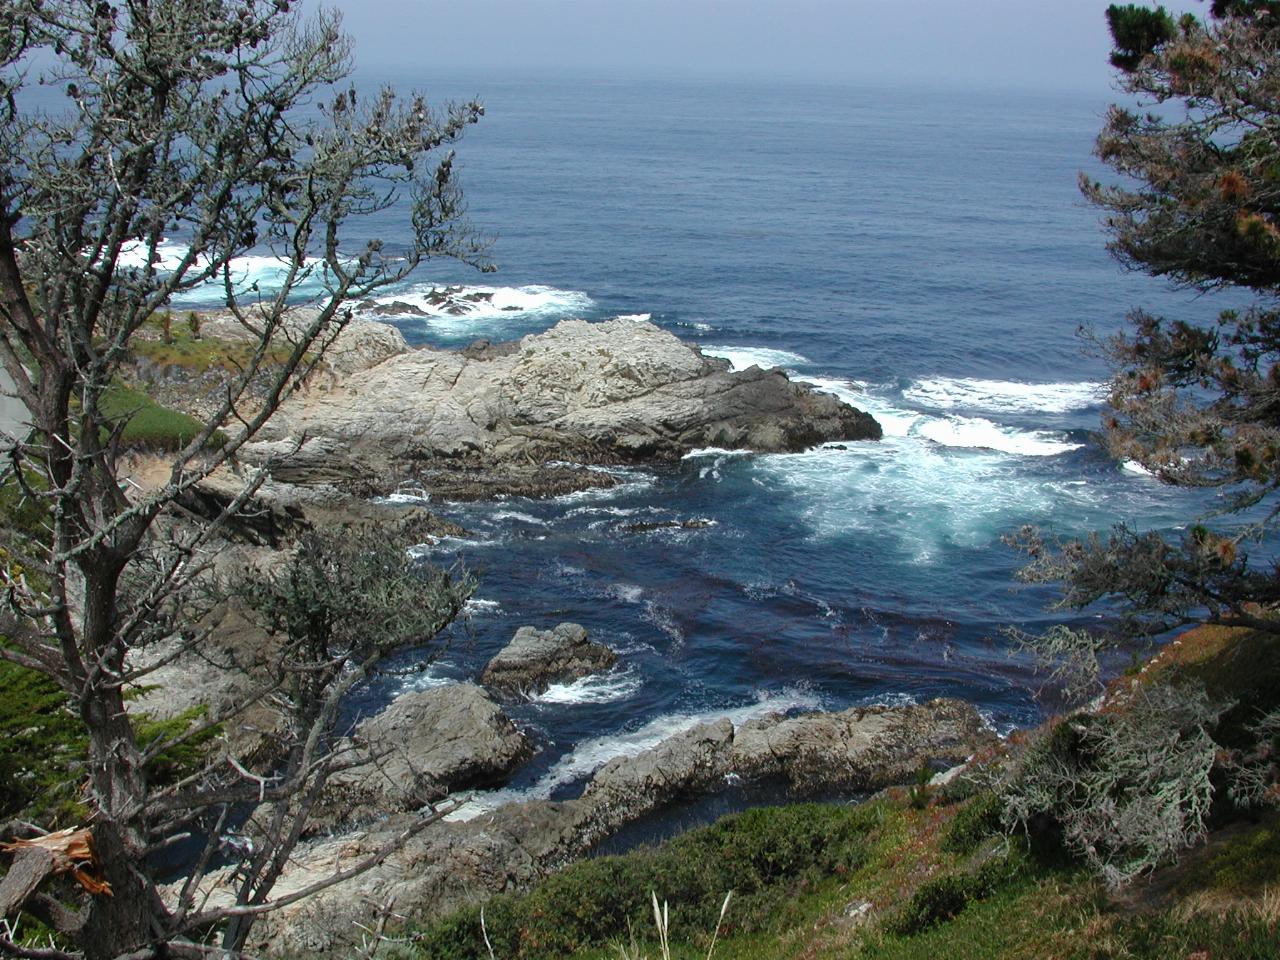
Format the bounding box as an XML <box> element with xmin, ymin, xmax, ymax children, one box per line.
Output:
<box><xmin>941</xmin><ymin>791</ymin><xmax>1004</xmax><ymax>857</ymax></box>
<box><xmin>1000</xmin><ymin>682</ymin><xmax>1223</xmax><ymax>887</ymax></box>
<box><xmin>411</xmin><ymin>802</ymin><xmax>876</xmax><ymax>959</ymax></box>
<box><xmin>885</xmin><ymin>855</ymin><xmax>1020</xmax><ymax>936</ymax></box>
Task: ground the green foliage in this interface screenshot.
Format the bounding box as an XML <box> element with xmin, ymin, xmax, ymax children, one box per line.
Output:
<box><xmin>884</xmin><ymin>855</ymin><xmax>1022</xmax><ymax>937</ymax></box>
<box><xmin>859</xmin><ymin>879</ymin><xmax>1280</xmax><ymax>960</ymax></box>
<box><xmin>99</xmin><ymin>382</ymin><xmax>226</xmax><ymax>451</ymax></box>
<box><xmin>906</xmin><ymin>762</ymin><xmax>933</xmax><ymax>810</ymax></box>
<box><xmin>1105</xmin><ymin>5</ymin><xmax>1177</xmax><ymax>71</ymax></box>
<box><xmin>131</xmin><ymin>312</ymin><xmax>299</xmax><ymax>374</ymax></box>
<box><xmin>0</xmin><ymin>662</ymin><xmax>223</xmax><ymax>826</ymax></box>
<box><xmin>240</xmin><ymin>526</ymin><xmax>473</xmax><ymax>660</ymax></box>
<box><xmin>410</xmin><ymin>803</ymin><xmax>876</xmax><ymax>960</ymax></box>
<box><xmin>0</xmin><ymin>657</ymin><xmax>88</xmax><ymax>825</ymax></box>
<box><xmin>132</xmin><ymin>705</ymin><xmax>223</xmax><ymax>786</ymax></box>
<box><xmin>941</xmin><ymin>790</ymin><xmax>1004</xmax><ymax>857</ymax></box>
<box><xmin>1195</xmin><ymin>811</ymin><xmax>1280</xmax><ymax>895</ymax></box>
<box><xmin>1211</xmin><ymin>0</ymin><xmax>1280</xmax><ymax>22</ymax></box>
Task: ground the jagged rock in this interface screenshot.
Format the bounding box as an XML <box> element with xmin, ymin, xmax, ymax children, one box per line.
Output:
<box><xmin>729</xmin><ymin>698</ymin><xmax>991</xmax><ymax>792</ymax></box>
<box><xmin>362</xmin><ymin>299</ymin><xmax>429</xmax><ymax>317</ymax></box>
<box><xmin>313</xmin><ymin>684</ymin><xmax>532</xmax><ymax>833</ymax></box>
<box><xmin>186</xmin><ymin>697</ymin><xmax>993</xmax><ymax>954</ymax></box>
<box><xmin>480</xmin><ymin>623</ymin><xmax>618</xmax><ymax>699</ymax></box>
<box><xmin>175</xmin><ymin>467</ymin><xmax>468</xmax><ymax>547</ymax></box>
<box><xmin>460</xmin><ymin>338</ymin><xmax>521</xmax><ymax>361</ymax></box>
<box><xmin>243</xmin><ymin>319</ymin><xmax>881</xmax><ymax>497</ymax></box>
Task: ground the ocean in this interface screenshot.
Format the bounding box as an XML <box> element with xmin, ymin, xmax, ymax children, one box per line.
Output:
<box><xmin>167</xmin><ymin>74</ymin><xmax>1237</xmax><ymax>823</ymax></box>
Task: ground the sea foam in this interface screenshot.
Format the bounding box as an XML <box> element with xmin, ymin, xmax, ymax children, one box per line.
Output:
<box><xmin>798</xmin><ymin>376</ymin><xmax>1080</xmax><ymax>457</ymax></box>
<box><xmin>903</xmin><ymin>377</ymin><xmax>1103</xmax><ymax>414</ymax></box>
<box><xmin>535</xmin><ymin>667</ymin><xmax>642</xmax><ymax>705</ymax></box>
<box><xmin>445</xmin><ymin>687</ymin><xmax>824</xmax><ymax>822</ymax></box>
<box><xmin>699</xmin><ymin>345</ymin><xmax>810</xmax><ymax>372</ymax></box>
<box><xmin>363</xmin><ymin>281</ymin><xmax>591</xmax><ymax>324</ymax></box>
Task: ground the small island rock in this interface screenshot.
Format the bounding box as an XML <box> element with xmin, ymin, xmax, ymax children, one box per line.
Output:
<box><xmin>480</xmin><ymin>623</ymin><xmax>618</xmax><ymax>699</ymax></box>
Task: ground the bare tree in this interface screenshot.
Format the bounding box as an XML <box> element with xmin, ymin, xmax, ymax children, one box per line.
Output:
<box><xmin>0</xmin><ymin>2</ymin><xmax>489</xmax><ymax>956</ymax></box>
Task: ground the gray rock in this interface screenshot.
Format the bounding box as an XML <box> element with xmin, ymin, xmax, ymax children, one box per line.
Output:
<box><xmin>480</xmin><ymin>623</ymin><xmax>618</xmax><ymax>699</ymax></box>
<box><xmin>315</xmin><ymin>683</ymin><xmax>532</xmax><ymax>831</ymax></box>
<box><xmin>243</xmin><ymin>319</ymin><xmax>881</xmax><ymax>496</ymax></box>
<box><xmin>211</xmin><ymin>697</ymin><xmax>993</xmax><ymax>954</ymax></box>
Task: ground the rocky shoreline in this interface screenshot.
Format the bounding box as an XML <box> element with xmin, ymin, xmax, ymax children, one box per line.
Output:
<box><xmin>120</xmin><ymin>311</ymin><xmax>982</xmax><ymax>954</ymax></box>
<box><xmin>207</xmin><ymin>690</ymin><xmax>996</xmax><ymax>954</ymax></box>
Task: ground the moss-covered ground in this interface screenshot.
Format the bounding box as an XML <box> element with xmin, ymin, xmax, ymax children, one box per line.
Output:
<box><xmin>99</xmin><ymin>381</ymin><xmax>227</xmax><ymax>451</ymax></box>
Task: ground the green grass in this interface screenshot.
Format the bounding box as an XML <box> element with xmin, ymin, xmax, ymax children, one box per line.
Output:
<box><xmin>409</xmin><ymin>803</ymin><xmax>880</xmax><ymax>960</ymax></box>
<box><xmin>131</xmin><ymin>311</ymin><xmax>308</xmax><ymax>374</ymax></box>
<box><xmin>400</xmin><ymin>788</ymin><xmax>1280</xmax><ymax>960</ymax></box>
<box><xmin>100</xmin><ymin>382</ymin><xmax>226</xmax><ymax>451</ymax></box>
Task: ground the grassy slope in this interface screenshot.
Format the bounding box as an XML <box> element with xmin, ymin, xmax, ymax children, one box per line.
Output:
<box><xmin>100</xmin><ymin>381</ymin><xmax>226</xmax><ymax>451</ymax></box>
<box><xmin>406</xmin><ymin>792</ymin><xmax>1280</xmax><ymax>960</ymax></box>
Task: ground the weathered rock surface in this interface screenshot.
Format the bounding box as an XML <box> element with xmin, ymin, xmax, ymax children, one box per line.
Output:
<box><xmin>197</xmin><ymin>310</ymin><xmax>410</xmax><ymax>381</ymax></box>
<box><xmin>165</xmin><ymin>465</ymin><xmax>469</xmax><ymax>547</ymax></box>
<box><xmin>243</xmin><ymin>319</ymin><xmax>881</xmax><ymax>497</ymax></box>
<box><xmin>188</xmin><ymin>697</ymin><xmax>994</xmax><ymax>954</ymax></box>
<box><xmin>313</xmin><ymin>684</ymin><xmax>532</xmax><ymax>832</ymax></box>
<box><xmin>128</xmin><ymin>600</ymin><xmax>288</xmax><ymax>768</ymax></box>
<box><xmin>479</xmin><ymin>623</ymin><xmax>618</xmax><ymax>699</ymax></box>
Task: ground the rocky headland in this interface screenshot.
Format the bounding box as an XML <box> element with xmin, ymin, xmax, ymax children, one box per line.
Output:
<box><xmin>228</xmin><ymin>315</ymin><xmax>882</xmax><ymax>499</ymax></box>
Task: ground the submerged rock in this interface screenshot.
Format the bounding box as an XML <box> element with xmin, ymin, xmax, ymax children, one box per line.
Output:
<box><xmin>480</xmin><ymin>623</ymin><xmax>619</xmax><ymax>699</ymax></box>
<box><xmin>622</xmin><ymin>517</ymin><xmax>716</xmax><ymax>533</ymax></box>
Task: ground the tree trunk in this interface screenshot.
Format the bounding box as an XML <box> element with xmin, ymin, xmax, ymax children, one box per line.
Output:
<box><xmin>78</xmin><ymin>567</ymin><xmax>168</xmax><ymax>959</ymax></box>
<box><xmin>80</xmin><ymin>709</ymin><xmax>166</xmax><ymax>960</ymax></box>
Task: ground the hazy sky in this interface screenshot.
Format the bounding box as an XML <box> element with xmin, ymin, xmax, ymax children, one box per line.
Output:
<box><xmin>332</xmin><ymin>0</ymin><xmax>1208</xmax><ymax>91</ymax></box>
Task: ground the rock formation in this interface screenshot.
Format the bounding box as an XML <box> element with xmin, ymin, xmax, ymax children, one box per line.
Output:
<box><xmin>311</xmin><ymin>684</ymin><xmax>533</xmax><ymax>832</ymax></box>
<box><xmin>479</xmin><ymin>623</ymin><xmax>618</xmax><ymax>699</ymax></box>
<box><xmin>243</xmin><ymin>318</ymin><xmax>881</xmax><ymax>498</ymax></box>
<box><xmin>181</xmin><ymin>697</ymin><xmax>995</xmax><ymax>954</ymax></box>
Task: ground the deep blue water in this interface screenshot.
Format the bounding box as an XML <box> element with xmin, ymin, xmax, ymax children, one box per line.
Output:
<box><xmin>170</xmin><ymin>75</ymin><xmax>1244</xmax><ymax>815</ymax></box>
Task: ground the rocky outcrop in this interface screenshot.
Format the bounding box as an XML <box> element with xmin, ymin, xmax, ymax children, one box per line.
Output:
<box><xmin>197</xmin><ymin>310</ymin><xmax>410</xmax><ymax>381</ymax></box>
<box><xmin>168</xmin><ymin>467</ymin><xmax>469</xmax><ymax>547</ymax></box>
<box><xmin>479</xmin><ymin>623</ymin><xmax>618</xmax><ymax>699</ymax></box>
<box><xmin>243</xmin><ymin>319</ymin><xmax>881</xmax><ymax>497</ymax></box>
<box><xmin>574</xmin><ymin>697</ymin><xmax>993</xmax><ymax>847</ymax></box>
<box><xmin>312</xmin><ymin>684</ymin><xmax>532</xmax><ymax>832</ymax></box>
<box><xmin>190</xmin><ymin>697</ymin><xmax>993</xmax><ymax>954</ymax></box>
